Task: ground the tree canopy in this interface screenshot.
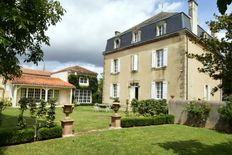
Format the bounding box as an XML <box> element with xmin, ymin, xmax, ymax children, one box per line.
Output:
<box><xmin>0</xmin><ymin>0</ymin><xmax>65</xmax><ymax>80</ymax></box>
<box><xmin>217</xmin><ymin>0</ymin><xmax>232</xmax><ymax>14</ymax></box>
<box><xmin>188</xmin><ymin>13</ymin><xmax>232</xmax><ymax>98</ymax></box>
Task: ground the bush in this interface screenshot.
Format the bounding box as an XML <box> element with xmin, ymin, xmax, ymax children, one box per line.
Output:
<box><xmin>0</xmin><ymin>128</ymin><xmax>34</xmax><ymax>146</ymax></box>
<box><xmin>131</xmin><ymin>99</ymin><xmax>139</xmax><ymax>114</ymax></box>
<box><xmin>121</xmin><ymin>115</ymin><xmax>174</xmax><ymax>128</ymax></box>
<box><xmin>218</xmin><ymin>96</ymin><xmax>232</xmax><ymax>126</ymax></box>
<box><xmin>38</xmin><ymin>125</ymin><xmax>62</xmax><ymax>140</ymax></box>
<box><xmin>185</xmin><ymin>101</ymin><xmax>210</xmax><ymax>127</ymax></box>
<box><xmin>0</xmin><ymin>98</ymin><xmax>12</xmax><ymax>126</ymax></box>
<box><xmin>134</xmin><ymin>99</ymin><xmax>168</xmax><ymax>116</ymax></box>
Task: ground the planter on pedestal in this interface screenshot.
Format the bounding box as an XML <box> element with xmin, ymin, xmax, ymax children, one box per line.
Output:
<box><xmin>61</xmin><ymin>104</ymin><xmax>74</xmax><ymax>137</ymax></box>
<box><xmin>110</xmin><ymin>100</ymin><xmax>121</xmax><ymax>129</ymax></box>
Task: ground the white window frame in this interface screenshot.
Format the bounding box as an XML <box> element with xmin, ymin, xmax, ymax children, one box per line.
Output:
<box><xmin>74</xmin><ymin>89</ymin><xmax>92</xmax><ymax>104</ymax></box>
<box><xmin>204</xmin><ymin>85</ymin><xmax>211</xmax><ymax>101</ymax></box>
<box><xmin>114</xmin><ymin>38</ymin><xmax>120</xmax><ymax>49</ymax></box>
<box><xmin>132</xmin><ymin>30</ymin><xmax>141</xmax><ymax>43</ymax></box>
<box><xmin>79</xmin><ymin>77</ymin><xmax>89</xmax><ymax>86</ymax></box>
<box><xmin>152</xmin><ymin>48</ymin><xmax>168</xmax><ymax>68</ymax></box>
<box><xmin>110</xmin><ymin>83</ymin><xmax>120</xmax><ymax>98</ymax></box>
<box><xmin>111</xmin><ymin>59</ymin><xmax>120</xmax><ymax>74</ymax></box>
<box><xmin>151</xmin><ymin>81</ymin><xmax>167</xmax><ymax>99</ymax></box>
<box><xmin>131</xmin><ymin>54</ymin><xmax>138</xmax><ymax>72</ymax></box>
<box><xmin>156</xmin><ymin>23</ymin><xmax>167</xmax><ymax>36</ymax></box>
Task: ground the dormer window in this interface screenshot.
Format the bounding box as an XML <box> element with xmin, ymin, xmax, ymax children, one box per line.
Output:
<box><xmin>132</xmin><ymin>30</ymin><xmax>141</xmax><ymax>43</ymax></box>
<box><xmin>156</xmin><ymin>22</ymin><xmax>167</xmax><ymax>36</ymax></box>
<box><xmin>114</xmin><ymin>38</ymin><xmax>120</xmax><ymax>49</ymax></box>
<box><xmin>79</xmin><ymin>77</ymin><xmax>89</xmax><ymax>86</ymax></box>
<box><xmin>202</xmin><ymin>32</ymin><xmax>208</xmax><ymax>39</ymax></box>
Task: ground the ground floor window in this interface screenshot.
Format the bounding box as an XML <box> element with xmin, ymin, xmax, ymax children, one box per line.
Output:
<box><xmin>74</xmin><ymin>89</ymin><xmax>92</xmax><ymax>103</ymax></box>
<box><xmin>20</xmin><ymin>88</ymin><xmax>59</xmax><ymax>101</ymax></box>
<box><xmin>156</xmin><ymin>82</ymin><xmax>163</xmax><ymax>99</ymax></box>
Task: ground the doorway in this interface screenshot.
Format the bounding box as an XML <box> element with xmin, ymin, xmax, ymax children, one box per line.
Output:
<box><xmin>130</xmin><ymin>83</ymin><xmax>139</xmax><ymax>101</ymax></box>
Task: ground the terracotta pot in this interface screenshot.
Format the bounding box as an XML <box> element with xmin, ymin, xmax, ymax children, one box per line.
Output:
<box><xmin>111</xmin><ymin>102</ymin><xmax>121</xmax><ymax>113</ymax></box>
<box><xmin>63</xmin><ymin>104</ymin><xmax>73</xmax><ymax>118</ymax></box>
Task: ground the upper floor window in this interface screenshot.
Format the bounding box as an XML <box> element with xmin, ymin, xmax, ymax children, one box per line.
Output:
<box><xmin>114</xmin><ymin>38</ymin><xmax>120</xmax><ymax>49</ymax></box>
<box><xmin>132</xmin><ymin>30</ymin><xmax>141</xmax><ymax>43</ymax></box>
<box><xmin>131</xmin><ymin>55</ymin><xmax>138</xmax><ymax>72</ymax></box>
<box><xmin>202</xmin><ymin>32</ymin><xmax>208</xmax><ymax>39</ymax></box>
<box><xmin>79</xmin><ymin>77</ymin><xmax>89</xmax><ymax>86</ymax></box>
<box><xmin>110</xmin><ymin>83</ymin><xmax>120</xmax><ymax>98</ymax></box>
<box><xmin>152</xmin><ymin>48</ymin><xmax>168</xmax><ymax>68</ymax></box>
<box><xmin>111</xmin><ymin>59</ymin><xmax>120</xmax><ymax>74</ymax></box>
<box><xmin>151</xmin><ymin>81</ymin><xmax>167</xmax><ymax>99</ymax></box>
<box><xmin>204</xmin><ymin>85</ymin><xmax>211</xmax><ymax>101</ymax></box>
<box><xmin>156</xmin><ymin>23</ymin><xmax>167</xmax><ymax>36</ymax></box>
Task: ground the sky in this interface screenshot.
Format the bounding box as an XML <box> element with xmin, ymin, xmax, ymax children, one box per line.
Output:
<box><xmin>22</xmin><ymin>0</ymin><xmax>231</xmax><ymax>74</ymax></box>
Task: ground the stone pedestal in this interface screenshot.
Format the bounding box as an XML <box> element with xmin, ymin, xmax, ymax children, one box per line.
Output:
<box><xmin>61</xmin><ymin>119</ymin><xmax>74</xmax><ymax>137</ymax></box>
<box><xmin>110</xmin><ymin>114</ymin><xmax>121</xmax><ymax>129</ymax></box>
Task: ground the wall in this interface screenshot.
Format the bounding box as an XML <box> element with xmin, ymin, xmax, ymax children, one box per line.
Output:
<box><xmin>187</xmin><ymin>37</ymin><xmax>221</xmax><ymax>101</ymax></box>
<box><xmin>168</xmin><ymin>100</ymin><xmax>228</xmax><ymax>130</ymax></box>
<box><xmin>51</xmin><ymin>72</ymin><xmax>69</xmax><ymax>82</ymax></box>
<box><xmin>103</xmin><ymin>35</ymin><xmax>186</xmax><ymax>105</ymax></box>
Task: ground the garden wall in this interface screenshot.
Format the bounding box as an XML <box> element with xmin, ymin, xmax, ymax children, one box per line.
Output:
<box><xmin>168</xmin><ymin>100</ymin><xmax>229</xmax><ymax>131</ymax></box>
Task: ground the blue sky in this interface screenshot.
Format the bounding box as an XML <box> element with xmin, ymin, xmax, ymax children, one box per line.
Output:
<box><xmin>22</xmin><ymin>0</ymin><xmax>230</xmax><ymax>74</ymax></box>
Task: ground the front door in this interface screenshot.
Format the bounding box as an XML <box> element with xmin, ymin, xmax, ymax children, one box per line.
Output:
<box><xmin>130</xmin><ymin>86</ymin><xmax>139</xmax><ymax>101</ymax></box>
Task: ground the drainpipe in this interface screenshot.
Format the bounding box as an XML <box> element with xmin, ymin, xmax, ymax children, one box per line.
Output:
<box><xmin>186</xmin><ymin>36</ymin><xmax>189</xmax><ymax>100</ymax></box>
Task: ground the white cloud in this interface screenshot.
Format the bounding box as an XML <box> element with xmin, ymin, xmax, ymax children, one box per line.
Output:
<box><xmin>23</xmin><ymin>0</ymin><xmax>183</xmax><ymax>73</ymax></box>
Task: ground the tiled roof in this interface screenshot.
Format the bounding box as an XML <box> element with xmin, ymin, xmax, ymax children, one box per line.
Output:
<box><xmin>12</xmin><ymin>75</ymin><xmax>74</xmax><ymax>88</ymax></box>
<box><xmin>52</xmin><ymin>65</ymin><xmax>98</xmax><ymax>76</ymax></box>
<box><xmin>22</xmin><ymin>68</ymin><xmax>51</xmax><ymax>77</ymax></box>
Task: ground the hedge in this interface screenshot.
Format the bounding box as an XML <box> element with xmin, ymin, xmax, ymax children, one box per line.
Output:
<box><xmin>38</xmin><ymin>126</ymin><xmax>62</xmax><ymax>140</ymax></box>
<box><xmin>121</xmin><ymin>115</ymin><xmax>174</xmax><ymax>128</ymax></box>
<box><xmin>0</xmin><ymin>125</ymin><xmax>62</xmax><ymax>146</ymax></box>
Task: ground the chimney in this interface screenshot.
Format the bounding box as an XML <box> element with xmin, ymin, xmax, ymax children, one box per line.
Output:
<box><xmin>115</xmin><ymin>31</ymin><xmax>121</xmax><ymax>36</ymax></box>
<box><xmin>188</xmin><ymin>0</ymin><xmax>198</xmax><ymax>35</ymax></box>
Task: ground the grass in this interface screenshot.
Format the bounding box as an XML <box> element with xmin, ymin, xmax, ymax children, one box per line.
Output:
<box><xmin>1</xmin><ymin>125</ymin><xmax>232</xmax><ymax>155</ymax></box>
<box><xmin>1</xmin><ymin>106</ymin><xmax>113</xmax><ymax>132</ymax></box>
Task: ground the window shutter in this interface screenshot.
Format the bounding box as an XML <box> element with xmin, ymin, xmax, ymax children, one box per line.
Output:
<box><xmin>138</xmin><ymin>30</ymin><xmax>141</xmax><ymax>41</ymax></box>
<box><xmin>117</xmin><ymin>83</ymin><xmax>120</xmax><ymax>98</ymax></box>
<box><xmin>208</xmin><ymin>85</ymin><xmax>211</xmax><ymax>101</ymax></box>
<box><xmin>203</xmin><ymin>85</ymin><xmax>207</xmax><ymax>100</ymax></box>
<box><xmin>131</xmin><ymin>55</ymin><xmax>134</xmax><ymax>71</ymax></box>
<box><xmin>156</xmin><ymin>26</ymin><xmax>159</xmax><ymax>36</ymax></box>
<box><xmin>134</xmin><ymin>55</ymin><xmax>138</xmax><ymax>71</ymax></box>
<box><xmin>151</xmin><ymin>81</ymin><xmax>156</xmax><ymax>99</ymax></box>
<box><xmin>118</xmin><ymin>59</ymin><xmax>120</xmax><ymax>73</ymax></box>
<box><xmin>162</xmin><ymin>81</ymin><xmax>168</xmax><ymax>99</ymax></box>
<box><xmin>110</xmin><ymin>60</ymin><xmax>114</xmax><ymax>74</ymax></box>
<box><xmin>164</xmin><ymin>23</ymin><xmax>167</xmax><ymax>34</ymax></box>
<box><xmin>163</xmin><ymin>48</ymin><xmax>168</xmax><ymax>67</ymax></box>
<box><xmin>152</xmin><ymin>50</ymin><xmax>157</xmax><ymax>68</ymax></box>
<box><xmin>110</xmin><ymin>84</ymin><xmax>113</xmax><ymax>98</ymax></box>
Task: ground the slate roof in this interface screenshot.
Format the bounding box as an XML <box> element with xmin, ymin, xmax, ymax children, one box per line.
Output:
<box><xmin>52</xmin><ymin>65</ymin><xmax>98</xmax><ymax>76</ymax></box>
<box><xmin>104</xmin><ymin>11</ymin><xmax>209</xmax><ymax>54</ymax></box>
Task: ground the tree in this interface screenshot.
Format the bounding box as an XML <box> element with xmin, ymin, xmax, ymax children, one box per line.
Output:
<box><xmin>217</xmin><ymin>0</ymin><xmax>232</xmax><ymax>14</ymax></box>
<box><xmin>188</xmin><ymin>13</ymin><xmax>232</xmax><ymax>98</ymax></box>
<box><xmin>0</xmin><ymin>0</ymin><xmax>65</xmax><ymax>80</ymax></box>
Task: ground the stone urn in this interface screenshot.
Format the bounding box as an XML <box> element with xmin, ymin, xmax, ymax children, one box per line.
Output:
<box><xmin>63</xmin><ymin>104</ymin><xmax>74</xmax><ymax>119</ymax></box>
<box><xmin>110</xmin><ymin>99</ymin><xmax>121</xmax><ymax>129</ymax></box>
<box><xmin>61</xmin><ymin>104</ymin><xmax>74</xmax><ymax>137</ymax></box>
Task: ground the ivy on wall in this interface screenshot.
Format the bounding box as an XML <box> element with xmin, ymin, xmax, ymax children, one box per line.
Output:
<box><xmin>68</xmin><ymin>74</ymin><xmax>98</xmax><ymax>93</ymax></box>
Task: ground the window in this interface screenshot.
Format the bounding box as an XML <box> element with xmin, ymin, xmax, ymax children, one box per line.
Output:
<box><xmin>132</xmin><ymin>30</ymin><xmax>141</xmax><ymax>43</ymax></box>
<box><xmin>41</xmin><ymin>89</ymin><xmax>45</xmax><ymax>100</ymax></box>
<box><xmin>204</xmin><ymin>85</ymin><xmax>211</xmax><ymax>101</ymax></box>
<box><xmin>152</xmin><ymin>48</ymin><xmax>168</xmax><ymax>68</ymax></box>
<box><xmin>34</xmin><ymin>89</ymin><xmax>41</xmax><ymax>100</ymax></box>
<box><xmin>48</xmin><ymin>89</ymin><xmax>53</xmax><ymax>100</ymax></box>
<box><xmin>151</xmin><ymin>81</ymin><xmax>167</xmax><ymax>99</ymax></box>
<box><xmin>54</xmin><ymin>90</ymin><xmax>59</xmax><ymax>99</ymax></box>
<box><xmin>156</xmin><ymin>23</ymin><xmax>166</xmax><ymax>36</ymax></box>
<box><xmin>131</xmin><ymin>55</ymin><xmax>138</xmax><ymax>71</ymax></box>
<box><xmin>21</xmin><ymin>88</ymin><xmax>27</xmax><ymax>98</ymax></box>
<box><xmin>203</xmin><ymin>32</ymin><xmax>208</xmax><ymax>39</ymax></box>
<box><xmin>74</xmin><ymin>89</ymin><xmax>91</xmax><ymax>103</ymax></box>
<box><xmin>111</xmin><ymin>59</ymin><xmax>120</xmax><ymax>74</ymax></box>
<box><xmin>156</xmin><ymin>82</ymin><xmax>163</xmax><ymax>99</ymax></box>
<box><xmin>79</xmin><ymin>77</ymin><xmax>89</xmax><ymax>86</ymax></box>
<box><xmin>28</xmin><ymin>88</ymin><xmax>34</xmax><ymax>98</ymax></box>
<box><xmin>114</xmin><ymin>38</ymin><xmax>120</xmax><ymax>49</ymax></box>
<box><xmin>110</xmin><ymin>83</ymin><xmax>120</xmax><ymax>98</ymax></box>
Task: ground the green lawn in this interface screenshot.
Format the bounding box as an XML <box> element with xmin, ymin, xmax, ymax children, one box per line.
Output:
<box><xmin>1</xmin><ymin>106</ymin><xmax>113</xmax><ymax>132</ymax></box>
<box><xmin>1</xmin><ymin>125</ymin><xmax>232</xmax><ymax>155</ymax></box>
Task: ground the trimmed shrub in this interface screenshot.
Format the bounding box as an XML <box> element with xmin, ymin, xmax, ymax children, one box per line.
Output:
<box><xmin>137</xmin><ymin>99</ymin><xmax>168</xmax><ymax>116</ymax></box>
<box><xmin>218</xmin><ymin>96</ymin><xmax>232</xmax><ymax>127</ymax></box>
<box><xmin>121</xmin><ymin>115</ymin><xmax>174</xmax><ymax>128</ymax></box>
<box><xmin>38</xmin><ymin>125</ymin><xmax>62</xmax><ymax>140</ymax></box>
<box><xmin>0</xmin><ymin>128</ymin><xmax>34</xmax><ymax>146</ymax></box>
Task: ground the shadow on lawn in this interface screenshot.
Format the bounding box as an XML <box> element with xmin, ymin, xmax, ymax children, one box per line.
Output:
<box><xmin>158</xmin><ymin>140</ymin><xmax>232</xmax><ymax>155</ymax></box>
<box><xmin>0</xmin><ymin>147</ymin><xmax>7</xmax><ymax>155</ymax></box>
